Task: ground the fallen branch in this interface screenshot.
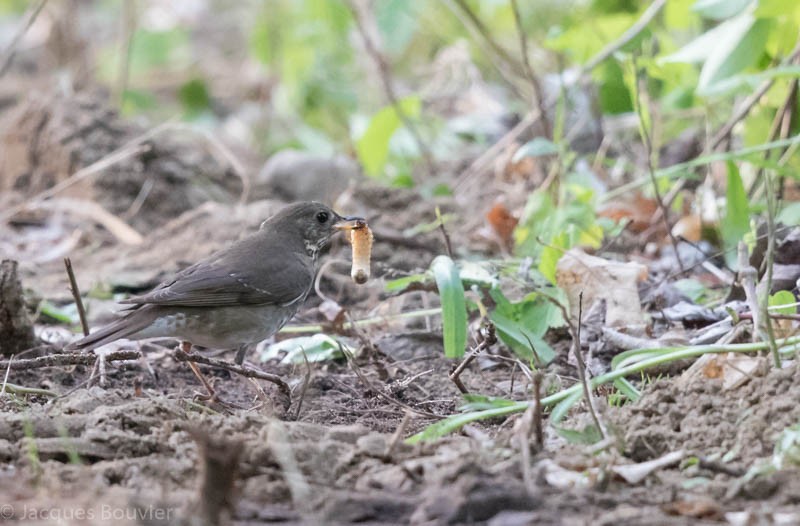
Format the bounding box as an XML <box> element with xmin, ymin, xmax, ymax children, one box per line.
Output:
<box><xmin>0</xmin><ymin>350</ymin><xmax>140</xmax><ymax>370</ymax></box>
<box><xmin>173</xmin><ymin>349</ymin><xmax>291</xmax><ymax>408</ymax></box>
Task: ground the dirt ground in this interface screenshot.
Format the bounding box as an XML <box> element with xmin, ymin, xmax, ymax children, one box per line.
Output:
<box><xmin>2</xmin><ymin>96</ymin><xmax>800</xmax><ymax>526</ymax></box>
<box><xmin>1</xmin><ymin>338</ymin><xmax>799</xmax><ymax>525</ymax></box>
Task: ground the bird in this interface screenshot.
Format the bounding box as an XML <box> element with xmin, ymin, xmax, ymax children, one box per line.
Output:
<box><xmin>66</xmin><ymin>202</ymin><xmax>364</xmax><ymax>373</ymax></box>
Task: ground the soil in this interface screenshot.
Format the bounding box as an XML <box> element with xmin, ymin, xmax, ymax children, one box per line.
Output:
<box><xmin>2</xmin><ymin>347</ymin><xmax>799</xmax><ymax>525</ymax></box>
<box><xmin>1</xmin><ymin>94</ymin><xmax>799</xmax><ymax>526</ymax></box>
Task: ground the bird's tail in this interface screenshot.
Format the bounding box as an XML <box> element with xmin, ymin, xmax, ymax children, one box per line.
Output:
<box><xmin>65</xmin><ymin>306</ymin><xmax>157</xmax><ymax>351</ymax></box>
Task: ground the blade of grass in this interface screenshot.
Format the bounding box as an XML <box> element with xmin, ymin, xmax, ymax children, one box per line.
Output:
<box><xmin>603</xmin><ymin>134</ymin><xmax>800</xmax><ymax>201</ymax></box>
<box><xmin>431</xmin><ymin>255</ymin><xmax>468</xmax><ymax>358</ymax></box>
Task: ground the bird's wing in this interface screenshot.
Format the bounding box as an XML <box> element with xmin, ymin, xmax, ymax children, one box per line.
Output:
<box><xmin>122</xmin><ymin>237</ymin><xmax>313</xmax><ymax>308</ymax></box>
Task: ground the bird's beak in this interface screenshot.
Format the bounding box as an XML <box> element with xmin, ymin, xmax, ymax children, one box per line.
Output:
<box><xmin>333</xmin><ymin>215</ymin><xmax>366</xmax><ymax>231</ymax></box>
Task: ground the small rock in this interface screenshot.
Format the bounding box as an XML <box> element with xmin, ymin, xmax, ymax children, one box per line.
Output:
<box><xmin>325</xmin><ymin>424</ymin><xmax>371</xmax><ymax>444</ymax></box>
<box><xmin>253</xmin><ymin>150</ymin><xmax>361</xmax><ymax>202</ymax></box>
<box><xmin>356</xmin><ymin>433</ymin><xmax>387</xmax><ymax>457</ymax></box>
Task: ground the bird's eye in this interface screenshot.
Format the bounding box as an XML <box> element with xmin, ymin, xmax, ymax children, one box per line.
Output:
<box><xmin>316</xmin><ymin>211</ymin><xmax>329</xmax><ymax>223</ymax></box>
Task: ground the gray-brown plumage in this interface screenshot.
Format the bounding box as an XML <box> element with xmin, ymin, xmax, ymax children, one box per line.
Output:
<box><xmin>66</xmin><ymin>202</ymin><xmax>362</xmax><ymax>363</ymax></box>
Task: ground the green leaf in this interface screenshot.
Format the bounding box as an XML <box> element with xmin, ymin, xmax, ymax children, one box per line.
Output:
<box><xmin>406</xmin><ymin>401</ymin><xmax>529</xmax><ymax>443</ymax></box>
<box><xmin>778</xmin><ymin>202</ymin><xmax>800</xmax><ymax>225</ymax></box>
<box><xmin>769</xmin><ymin>291</ymin><xmax>796</xmax><ymax>316</ymax></box>
<box><xmin>430</xmin><ymin>256</ymin><xmax>467</xmax><ymax>359</ymax></box>
<box><xmin>673</xmin><ymin>278</ymin><xmax>708</xmax><ymax>303</ymax></box>
<box><xmin>37</xmin><ymin>300</ymin><xmax>75</xmax><ymax>324</ymax></box>
<box><xmin>703</xmin><ymin>66</ymin><xmax>800</xmax><ymax>97</ymax></box>
<box><xmin>128</xmin><ymin>29</ymin><xmax>191</xmax><ymax>75</ymax></box>
<box><xmin>260</xmin><ymin>334</ymin><xmax>351</xmax><ymax>364</ymax></box>
<box><xmin>460</xmin><ymin>394</ymin><xmax>519</xmax><ymax>412</ymax></box>
<box><xmin>458</xmin><ymin>262</ymin><xmax>499</xmax><ymax>289</ymax></box>
<box><xmin>549</xmin><ymin>389</ymin><xmax>583</xmax><ymax>424</ymax></box>
<box><xmin>385</xmin><ymin>273</ymin><xmax>430</xmax><ymax>292</ymax></box>
<box><xmin>720</xmin><ymin>162</ymin><xmax>750</xmax><ymax>268</ymax></box>
<box><xmin>697</xmin><ymin>15</ymin><xmax>771</xmax><ymax>95</ymax></box>
<box><xmin>692</xmin><ymin>0</ymin><xmax>754</xmax><ymax>20</ymax></box>
<box><xmin>489</xmin><ymin>289</ymin><xmax>559</xmax><ymax>365</ymax></box>
<box><xmin>491</xmin><ymin>310</ymin><xmax>555</xmax><ymax>364</ymax></box>
<box><xmin>376</xmin><ymin>0</ymin><xmax>418</xmax><ymax>55</ymax></box>
<box><xmin>539</xmin><ymin>232</ymin><xmax>566</xmax><ymax>284</ymax></box>
<box><xmin>356</xmin><ymin>95</ymin><xmax>421</xmax><ymax>178</ymax></box>
<box><xmin>553</xmin><ymin>424</ymin><xmax>602</xmax><ymax>445</ymax></box>
<box><xmin>120</xmin><ymin>89</ymin><xmax>158</xmax><ymax>116</ymax></box>
<box><xmin>662</xmin><ymin>13</ymin><xmax>771</xmax><ymax>95</ymax></box>
<box><xmin>612</xmin><ymin>378</ymin><xmax>641</xmax><ymax>402</ymax></box>
<box><xmin>662</xmin><ymin>19</ymin><xmax>728</xmax><ymax>64</ymax></box>
<box><xmin>178</xmin><ymin>78</ymin><xmax>212</xmax><ymax>118</ymax></box>
<box><xmin>512</xmin><ymin>137</ymin><xmax>559</xmax><ymax>162</ymax></box>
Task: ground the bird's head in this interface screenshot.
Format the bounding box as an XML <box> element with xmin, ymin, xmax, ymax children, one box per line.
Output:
<box><xmin>262</xmin><ymin>202</ymin><xmax>364</xmax><ymax>258</ymax></box>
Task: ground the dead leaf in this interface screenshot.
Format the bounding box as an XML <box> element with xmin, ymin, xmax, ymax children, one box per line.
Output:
<box><xmin>556</xmin><ymin>248</ymin><xmax>648</xmax><ymax>327</ymax></box>
<box><xmin>598</xmin><ymin>194</ymin><xmax>658</xmax><ymax>233</ymax></box>
<box><xmin>702</xmin><ymin>357</ymin><xmax>724</xmax><ymax>379</ymax></box>
<box><xmin>681</xmin><ymin>353</ymin><xmax>766</xmax><ymax>390</ymax></box>
<box><xmin>537</xmin><ymin>459</ymin><xmax>596</xmax><ymax>489</ymax></box>
<box><xmin>611</xmin><ymin>450</ymin><xmax>684</xmax><ymax>484</ymax></box>
<box><xmin>485</xmin><ymin>203</ymin><xmax>518</xmax><ymax>247</ymax></box>
<box><xmin>662</xmin><ymin>498</ymin><xmax>721</xmax><ymax>519</ymax></box>
<box><xmin>671</xmin><ymin>214</ymin><xmax>702</xmax><ymax>243</ymax></box>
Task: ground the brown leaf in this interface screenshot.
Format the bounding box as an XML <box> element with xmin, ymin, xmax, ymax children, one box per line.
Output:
<box><xmin>662</xmin><ymin>498</ymin><xmax>721</xmax><ymax>519</ymax></box>
<box><xmin>702</xmin><ymin>356</ymin><xmax>724</xmax><ymax>379</ymax></box>
<box><xmin>671</xmin><ymin>214</ymin><xmax>702</xmax><ymax>243</ymax></box>
<box><xmin>485</xmin><ymin>203</ymin><xmax>518</xmax><ymax>247</ymax></box>
<box><xmin>598</xmin><ymin>194</ymin><xmax>658</xmax><ymax>233</ymax></box>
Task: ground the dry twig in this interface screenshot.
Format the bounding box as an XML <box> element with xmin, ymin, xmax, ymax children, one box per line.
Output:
<box><xmin>0</xmin><ymin>350</ymin><xmax>140</xmax><ymax>370</ymax></box>
<box><xmin>510</xmin><ymin>0</ymin><xmax>550</xmax><ymax>138</ymax></box>
<box><xmin>292</xmin><ymin>349</ymin><xmax>312</xmax><ymax>421</ymax></box>
<box><xmin>173</xmin><ymin>348</ymin><xmax>291</xmax><ymax>408</ymax></box>
<box><xmin>64</xmin><ymin>258</ymin><xmax>89</xmax><ymax>337</ymax></box>
<box><xmin>0</xmin><ymin>0</ymin><xmax>49</xmax><ymax>78</ymax></box>
<box><xmin>384</xmin><ymin>410</ymin><xmax>413</xmax><ymax>459</ymax></box>
<box><xmin>449</xmin><ymin>324</ymin><xmax>496</xmax><ymax>394</ymax></box>
<box><xmin>339</xmin><ymin>343</ymin><xmax>442</xmax><ymax>419</ymax></box>
<box><xmin>347</xmin><ymin>0</ymin><xmax>435</xmax><ymax>178</ymax></box>
<box><xmin>435</xmin><ymin>206</ymin><xmax>454</xmax><ymax>259</ymax></box>
<box><xmin>580</xmin><ymin>0</ymin><xmax>667</xmax><ymax>74</ymax></box>
<box><xmin>571</xmin><ymin>292</ymin><xmax>607</xmax><ymax>440</ymax></box>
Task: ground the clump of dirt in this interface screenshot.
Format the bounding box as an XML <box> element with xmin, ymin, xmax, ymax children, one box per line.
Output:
<box><xmin>0</xmin><ymin>91</ymin><xmax>242</xmax><ymax>232</ymax></box>
<box><xmin>618</xmin><ymin>362</ymin><xmax>800</xmax><ymax>465</ymax></box>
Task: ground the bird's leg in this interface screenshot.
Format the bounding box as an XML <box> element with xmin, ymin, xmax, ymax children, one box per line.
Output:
<box><xmin>181</xmin><ymin>340</ymin><xmax>216</xmax><ymax>401</ymax></box>
<box><xmin>234</xmin><ymin>344</ymin><xmax>249</xmax><ymax>365</ymax></box>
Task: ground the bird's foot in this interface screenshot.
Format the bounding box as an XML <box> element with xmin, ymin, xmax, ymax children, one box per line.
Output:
<box><xmin>186</xmin><ymin>360</ymin><xmax>217</xmax><ymax>401</ymax></box>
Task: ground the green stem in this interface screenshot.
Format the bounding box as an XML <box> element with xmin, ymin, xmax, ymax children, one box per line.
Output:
<box><xmin>407</xmin><ymin>336</ymin><xmax>800</xmax><ymax>443</ymax></box>
<box><xmin>603</xmin><ymin>135</ymin><xmax>800</xmax><ymax>202</ymax></box>
<box><xmin>2</xmin><ymin>383</ymin><xmax>58</xmax><ymax>398</ymax></box>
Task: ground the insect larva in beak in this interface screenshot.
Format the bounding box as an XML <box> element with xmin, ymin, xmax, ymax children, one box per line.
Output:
<box><xmin>350</xmin><ymin>224</ymin><xmax>373</xmax><ymax>284</ymax></box>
